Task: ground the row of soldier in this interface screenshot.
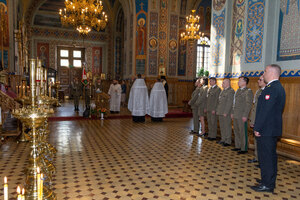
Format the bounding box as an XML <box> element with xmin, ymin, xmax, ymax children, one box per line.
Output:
<box><xmin>189</xmin><ymin>75</ymin><xmax>264</xmax><ymax>157</ymax></box>
<box><xmin>189</xmin><ymin>64</ymin><xmax>286</xmax><ymax>193</ymax></box>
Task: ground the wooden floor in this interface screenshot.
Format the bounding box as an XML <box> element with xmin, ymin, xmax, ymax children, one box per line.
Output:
<box><xmin>1</xmin><ymin>118</ymin><xmax>300</xmax><ymax>199</ymax></box>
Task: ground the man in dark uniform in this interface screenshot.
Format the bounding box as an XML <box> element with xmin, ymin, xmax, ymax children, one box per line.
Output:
<box><xmin>250</xmin><ymin>64</ymin><xmax>286</xmax><ymax>193</ymax></box>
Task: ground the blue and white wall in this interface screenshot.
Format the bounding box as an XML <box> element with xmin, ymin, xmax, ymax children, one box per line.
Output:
<box><xmin>210</xmin><ymin>0</ymin><xmax>300</xmax><ymax>78</ymax></box>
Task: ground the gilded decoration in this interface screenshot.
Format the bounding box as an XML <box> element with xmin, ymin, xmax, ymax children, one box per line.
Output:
<box><xmin>149</xmin><ymin>38</ymin><xmax>158</xmax><ymax>49</ymax></box>
<box><xmin>169</xmin><ymin>40</ymin><xmax>177</xmax><ymax>51</ymax></box>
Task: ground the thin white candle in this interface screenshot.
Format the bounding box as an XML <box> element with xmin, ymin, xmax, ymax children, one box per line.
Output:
<box><xmin>17</xmin><ymin>186</ymin><xmax>21</xmax><ymax>200</ymax></box>
<box><xmin>40</xmin><ymin>174</ymin><xmax>43</xmax><ymax>200</ymax></box>
<box><xmin>37</xmin><ymin>167</ymin><xmax>41</xmax><ymax>200</ymax></box>
<box><xmin>4</xmin><ymin>177</ymin><xmax>8</xmax><ymax>200</ymax></box>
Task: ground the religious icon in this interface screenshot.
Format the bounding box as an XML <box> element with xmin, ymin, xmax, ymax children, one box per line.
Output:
<box><xmin>159</xmin><ymin>65</ymin><xmax>166</xmax><ymax>76</ymax></box>
<box><xmin>137</xmin><ymin>18</ymin><xmax>146</xmax><ymax>55</ymax></box>
<box><xmin>169</xmin><ymin>40</ymin><xmax>177</xmax><ymax>51</ymax></box>
<box><xmin>149</xmin><ymin>38</ymin><xmax>157</xmax><ymax>49</ymax></box>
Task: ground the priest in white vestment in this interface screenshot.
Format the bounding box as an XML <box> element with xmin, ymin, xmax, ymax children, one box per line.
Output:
<box><xmin>108</xmin><ymin>80</ymin><xmax>122</xmax><ymax>113</ymax></box>
<box><xmin>149</xmin><ymin>79</ymin><xmax>168</xmax><ymax>122</ymax></box>
<box><xmin>128</xmin><ymin>74</ymin><xmax>149</xmax><ymax>122</ymax></box>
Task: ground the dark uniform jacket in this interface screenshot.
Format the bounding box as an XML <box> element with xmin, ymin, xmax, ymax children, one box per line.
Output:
<box><xmin>254</xmin><ymin>80</ymin><xmax>286</xmax><ymax>137</ymax></box>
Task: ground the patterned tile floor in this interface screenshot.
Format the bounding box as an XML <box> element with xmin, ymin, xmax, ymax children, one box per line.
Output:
<box><xmin>1</xmin><ymin>118</ymin><xmax>300</xmax><ymax>199</ymax></box>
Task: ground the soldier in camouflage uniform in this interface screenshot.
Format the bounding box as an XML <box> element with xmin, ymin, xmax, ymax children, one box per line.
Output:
<box><xmin>231</xmin><ymin>76</ymin><xmax>254</xmax><ymax>154</ymax></box>
<box><xmin>206</xmin><ymin>77</ymin><xmax>221</xmax><ymax>140</ymax></box>
<box><xmin>216</xmin><ymin>78</ymin><xmax>235</xmax><ymax>146</ymax></box>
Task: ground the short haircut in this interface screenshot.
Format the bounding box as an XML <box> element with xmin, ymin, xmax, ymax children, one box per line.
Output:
<box><xmin>268</xmin><ymin>64</ymin><xmax>282</xmax><ymax>77</ymax></box>
<box><xmin>202</xmin><ymin>77</ymin><xmax>208</xmax><ymax>85</ymax></box>
<box><xmin>137</xmin><ymin>74</ymin><xmax>142</xmax><ymax>78</ymax></box>
<box><xmin>239</xmin><ymin>76</ymin><xmax>249</xmax><ymax>84</ymax></box>
<box><xmin>224</xmin><ymin>78</ymin><xmax>231</xmax><ymax>83</ymax></box>
<box><xmin>209</xmin><ymin>77</ymin><xmax>217</xmax><ymax>82</ymax></box>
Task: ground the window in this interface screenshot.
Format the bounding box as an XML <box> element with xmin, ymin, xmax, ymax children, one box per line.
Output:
<box><xmin>196</xmin><ymin>36</ymin><xmax>210</xmax><ymax>76</ymax></box>
<box><xmin>58</xmin><ymin>47</ymin><xmax>85</xmax><ymax>68</ymax></box>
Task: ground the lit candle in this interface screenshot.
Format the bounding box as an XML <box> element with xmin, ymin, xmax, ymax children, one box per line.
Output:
<box><xmin>17</xmin><ymin>186</ymin><xmax>21</xmax><ymax>200</ymax></box>
<box><xmin>37</xmin><ymin>167</ymin><xmax>41</xmax><ymax>200</ymax></box>
<box><xmin>4</xmin><ymin>177</ymin><xmax>8</xmax><ymax>200</ymax></box>
<box><xmin>21</xmin><ymin>188</ymin><xmax>25</xmax><ymax>200</ymax></box>
<box><xmin>40</xmin><ymin>174</ymin><xmax>43</xmax><ymax>200</ymax></box>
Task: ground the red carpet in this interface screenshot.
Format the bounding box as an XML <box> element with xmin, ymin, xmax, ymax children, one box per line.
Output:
<box><xmin>48</xmin><ymin>109</ymin><xmax>192</xmax><ymax>121</ymax></box>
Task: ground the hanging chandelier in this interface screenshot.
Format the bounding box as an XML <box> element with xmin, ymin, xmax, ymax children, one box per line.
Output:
<box><xmin>181</xmin><ymin>10</ymin><xmax>204</xmax><ymax>42</ymax></box>
<box><xmin>59</xmin><ymin>0</ymin><xmax>108</xmax><ymax>35</ymax></box>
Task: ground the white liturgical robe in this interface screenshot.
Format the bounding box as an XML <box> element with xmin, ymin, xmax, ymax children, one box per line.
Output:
<box><xmin>108</xmin><ymin>84</ymin><xmax>122</xmax><ymax>111</ymax></box>
<box><xmin>149</xmin><ymin>82</ymin><xmax>168</xmax><ymax>118</ymax></box>
<box><xmin>128</xmin><ymin>79</ymin><xmax>149</xmax><ymax>116</ymax></box>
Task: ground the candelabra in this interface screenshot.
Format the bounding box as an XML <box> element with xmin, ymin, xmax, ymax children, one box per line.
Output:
<box><xmin>59</xmin><ymin>0</ymin><xmax>108</xmax><ymax>35</ymax></box>
<box><xmin>12</xmin><ymin>59</ymin><xmax>57</xmax><ymax>200</ymax></box>
<box><xmin>180</xmin><ymin>10</ymin><xmax>205</xmax><ymax>43</ymax></box>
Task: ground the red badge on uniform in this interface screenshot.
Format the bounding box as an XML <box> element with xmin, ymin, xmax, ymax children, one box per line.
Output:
<box><xmin>265</xmin><ymin>95</ymin><xmax>270</xmax><ymax>100</ymax></box>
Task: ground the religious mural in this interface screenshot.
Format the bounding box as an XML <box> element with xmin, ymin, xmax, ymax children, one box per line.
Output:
<box><xmin>197</xmin><ymin>0</ymin><xmax>212</xmax><ymax>34</ymax></box>
<box><xmin>178</xmin><ymin>18</ymin><xmax>187</xmax><ymax>76</ymax></box>
<box><xmin>277</xmin><ymin>0</ymin><xmax>300</xmax><ymax>61</ymax></box>
<box><xmin>0</xmin><ymin>0</ymin><xmax>9</xmax><ymax>47</ymax></box>
<box><xmin>37</xmin><ymin>43</ymin><xmax>49</xmax><ymax>68</ymax></box>
<box><xmin>0</xmin><ymin>0</ymin><xmax>9</xmax><ymax>70</ymax></box>
<box><xmin>245</xmin><ymin>0</ymin><xmax>265</xmax><ymax>63</ymax></box>
<box><xmin>115</xmin><ymin>37</ymin><xmax>122</xmax><ymax>79</ymax></box>
<box><xmin>158</xmin><ymin>0</ymin><xmax>168</xmax><ymax>76</ymax></box>
<box><xmin>230</xmin><ymin>0</ymin><xmax>246</xmax><ymax>66</ymax></box>
<box><xmin>213</xmin><ymin>0</ymin><xmax>226</xmax><ymax>11</ymax></box>
<box><xmin>168</xmin><ymin>15</ymin><xmax>178</xmax><ymax>76</ymax></box>
<box><xmin>135</xmin><ymin>0</ymin><xmax>148</xmax><ymax>75</ymax></box>
<box><xmin>212</xmin><ymin>10</ymin><xmax>225</xmax><ymax>67</ymax></box>
<box><xmin>180</xmin><ymin>0</ymin><xmax>187</xmax><ymax>15</ymax></box>
<box><xmin>92</xmin><ymin>47</ymin><xmax>102</xmax><ymax>76</ymax></box>
<box><xmin>148</xmin><ymin>12</ymin><xmax>159</xmax><ymax>76</ymax></box>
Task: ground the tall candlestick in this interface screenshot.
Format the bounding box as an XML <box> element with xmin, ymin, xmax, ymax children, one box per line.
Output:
<box><xmin>4</xmin><ymin>176</ymin><xmax>8</xmax><ymax>200</ymax></box>
<box><xmin>17</xmin><ymin>186</ymin><xmax>21</xmax><ymax>200</ymax></box>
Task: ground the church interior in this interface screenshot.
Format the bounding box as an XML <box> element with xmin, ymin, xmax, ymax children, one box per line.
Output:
<box><xmin>0</xmin><ymin>0</ymin><xmax>300</xmax><ymax>199</ymax></box>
